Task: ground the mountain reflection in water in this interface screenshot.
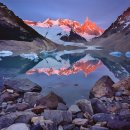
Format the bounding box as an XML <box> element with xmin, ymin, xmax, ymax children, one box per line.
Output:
<box><xmin>27</xmin><ymin>60</ymin><xmax>102</xmax><ymax>76</ymax></box>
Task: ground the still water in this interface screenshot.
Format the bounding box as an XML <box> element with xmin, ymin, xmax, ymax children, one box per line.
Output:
<box><xmin>0</xmin><ymin>48</ymin><xmax>130</xmax><ymax>105</ymax></box>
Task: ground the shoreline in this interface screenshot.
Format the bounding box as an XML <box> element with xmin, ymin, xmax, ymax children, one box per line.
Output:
<box><xmin>0</xmin><ymin>76</ymin><xmax>130</xmax><ymax>130</ymax></box>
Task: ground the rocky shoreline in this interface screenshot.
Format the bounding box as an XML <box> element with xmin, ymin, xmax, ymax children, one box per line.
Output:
<box><xmin>0</xmin><ymin>76</ymin><xmax>130</xmax><ymax>130</ymax></box>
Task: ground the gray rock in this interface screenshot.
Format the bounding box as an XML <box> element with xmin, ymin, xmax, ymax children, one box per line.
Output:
<box><xmin>30</xmin><ymin>124</ymin><xmax>43</xmax><ymax>130</ymax></box>
<box><xmin>16</xmin><ymin>103</ymin><xmax>30</xmax><ymax>111</ymax></box>
<box><xmin>0</xmin><ymin>111</ymin><xmax>35</xmax><ymax>129</ymax></box>
<box><xmin>107</xmin><ymin>119</ymin><xmax>130</xmax><ymax>130</ymax></box>
<box><xmin>43</xmin><ymin>110</ymin><xmax>72</xmax><ymax>124</ymax></box>
<box><xmin>1</xmin><ymin>91</ymin><xmax>20</xmax><ymax>102</ymax></box>
<box><xmin>72</xmin><ymin>118</ymin><xmax>88</xmax><ymax>126</ymax></box>
<box><xmin>57</xmin><ymin>103</ymin><xmax>68</xmax><ymax>111</ymax></box>
<box><xmin>6</xmin><ymin>123</ymin><xmax>30</xmax><ymax>130</ymax></box>
<box><xmin>112</xmin><ymin>77</ymin><xmax>130</xmax><ymax>91</ymax></box>
<box><xmin>90</xmin><ymin>126</ymin><xmax>109</xmax><ymax>130</ymax></box>
<box><xmin>36</xmin><ymin>92</ymin><xmax>65</xmax><ymax>109</ymax></box>
<box><xmin>24</xmin><ymin>92</ymin><xmax>42</xmax><ymax>107</ymax></box>
<box><xmin>89</xmin><ymin>76</ymin><xmax>114</xmax><ymax>98</ymax></box>
<box><xmin>5</xmin><ymin>104</ymin><xmax>17</xmax><ymax>113</ymax></box>
<box><xmin>92</xmin><ymin>113</ymin><xmax>115</xmax><ymax>122</ymax></box>
<box><xmin>76</xmin><ymin>99</ymin><xmax>93</xmax><ymax>115</ymax></box>
<box><xmin>69</xmin><ymin>105</ymin><xmax>81</xmax><ymax>114</ymax></box>
<box><xmin>63</xmin><ymin>124</ymin><xmax>75</xmax><ymax>130</ymax></box>
<box><xmin>2</xmin><ymin>102</ymin><xmax>7</xmax><ymax>109</ymax></box>
<box><xmin>4</xmin><ymin>78</ymin><xmax>42</xmax><ymax>93</ymax></box>
<box><xmin>91</xmin><ymin>98</ymin><xmax>107</xmax><ymax>114</ymax></box>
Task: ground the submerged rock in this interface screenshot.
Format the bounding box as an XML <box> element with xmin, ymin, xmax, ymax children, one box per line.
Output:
<box><xmin>89</xmin><ymin>76</ymin><xmax>114</xmax><ymax>98</ymax></box>
<box><xmin>4</xmin><ymin>79</ymin><xmax>42</xmax><ymax>93</ymax></box>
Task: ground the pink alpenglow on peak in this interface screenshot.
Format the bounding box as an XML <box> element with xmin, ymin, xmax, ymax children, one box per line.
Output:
<box><xmin>24</xmin><ymin>18</ymin><xmax>104</xmax><ymax>41</ymax></box>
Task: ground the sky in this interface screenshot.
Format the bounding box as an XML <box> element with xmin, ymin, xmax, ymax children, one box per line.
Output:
<box><xmin>0</xmin><ymin>0</ymin><xmax>130</xmax><ymax>29</ymax></box>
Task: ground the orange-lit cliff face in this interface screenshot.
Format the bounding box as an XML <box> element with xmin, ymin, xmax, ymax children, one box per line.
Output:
<box><xmin>26</xmin><ymin>60</ymin><xmax>102</xmax><ymax>76</ymax></box>
<box><xmin>24</xmin><ymin>18</ymin><xmax>104</xmax><ymax>37</ymax></box>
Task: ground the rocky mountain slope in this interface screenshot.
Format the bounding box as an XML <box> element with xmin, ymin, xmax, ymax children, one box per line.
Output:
<box><xmin>91</xmin><ymin>7</ymin><xmax>130</xmax><ymax>52</ymax></box>
<box><xmin>24</xmin><ymin>18</ymin><xmax>104</xmax><ymax>43</ymax></box>
<box><xmin>0</xmin><ymin>2</ymin><xmax>56</xmax><ymax>54</ymax></box>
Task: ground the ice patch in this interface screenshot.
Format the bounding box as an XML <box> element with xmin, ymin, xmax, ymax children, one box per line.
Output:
<box><xmin>125</xmin><ymin>52</ymin><xmax>130</xmax><ymax>58</ymax></box>
<box><xmin>86</xmin><ymin>46</ymin><xmax>103</xmax><ymax>50</ymax></box>
<box><xmin>20</xmin><ymin>53</ymin><xmax>39</xmax><ymax>61</ymax></box>
<box><xmin>109</xmin><ymin>52</ymin><xmax>122</xmax><ymax>57</ymax></box>
<box><xmin>0</xmin><ymin>51</ymin><xmax>13</xmax><ymax>57</ymax></box>
<box><xmin>123</xmin><ymin>21</ymin><xmax>130</xmax><ymax>29</ymax></box>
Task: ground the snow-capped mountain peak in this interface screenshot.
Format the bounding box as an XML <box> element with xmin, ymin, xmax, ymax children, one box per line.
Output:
<box><xmin>24</xmin><ymin>18</ymin><xmax>104</xmax><ymax>42</ymax></box>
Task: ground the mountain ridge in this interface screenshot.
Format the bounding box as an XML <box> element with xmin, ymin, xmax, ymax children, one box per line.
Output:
<box><xmin>24</xmin><ymin>18</ymin><xmax>104</xmax><ymax>41</ymax></box>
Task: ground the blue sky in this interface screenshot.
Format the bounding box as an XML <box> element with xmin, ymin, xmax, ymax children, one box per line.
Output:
<box><xmin>1</xmin><ymin>0</ymin><xmax>130</xmax><ymax>29</ymax></box>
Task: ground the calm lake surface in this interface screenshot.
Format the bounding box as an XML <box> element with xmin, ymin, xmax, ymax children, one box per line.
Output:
<box><xmin>0</xmin><ymin>48</ymin><xmax>130</xmax><ymax>105</ymax></box>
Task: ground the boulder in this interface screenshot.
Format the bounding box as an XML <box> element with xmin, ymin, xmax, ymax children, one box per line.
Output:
<box><xmin>107</xmin><ymin>119</ymin><xmax>130</xmax><ymax>130</ymax></box>
<box><xmin>43</xmin><ymin>110</ymin><xmax>72</xmax><ymax>124</ymax></box>
<box><xmin>76</xmin><ymin>99</ymin><xmax>93</xmax><ymax>115</ymax></box>
<box><xmin>24</xmin><ymin>92</ymin><xmax>42</xmax><ymax>107</ymax></box>
<box><xmin>92</xmin><ymin>113</ymin><xmax>115</xmax><ymax>123</ymax></box>
<box><xmin>0</xmin><ymin>111</ymin><xmax>35</xmax><ymax>129</ymax></box>
<box><xmin>112</xmin><ymin>77</ymin><xmax>130</xmax><ymax>91</ymax></box>
<box><xmin>1</xmin><ymin>91</ymin><xmax>20</xmax><ymax>102</ymax></box>
<box><xmin>6</xmin><ymin>123</ymin><xmax>30</xmax><ymax>130</ymax></box>
<box><xmin>68</xmin><ymin>105</ymin><xmax>81</xmax><ymax>114</ymax></box>
<box><xmin>91</xmin><ymin>98</ymin><xmax>107</xmax><ymax>114</ymax></box>
<box><xmin>89</xmin><ymin>76</ymin><xmax>114</xmax><ymax>98</ymax></box>
<box><xmin>36</xmin><ymin>92</ymin><xmax>65</xmax><ymax>109</ymax></box>
<box><xmin>4</xmin><ymin>79</ymin><xmax>42</xmax><ymax>93</ymax></box>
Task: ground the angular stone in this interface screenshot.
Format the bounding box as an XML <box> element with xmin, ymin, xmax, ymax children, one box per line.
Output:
<box><xmin>76</xmin><ymin>99</ymin><xmax>93</xmax><ymax>115</ymax></box>
<box><xmin>4</xmin><ymin>79</ymin><xmax>42</xmax><ymax>93</ymax></box>
<box><xmin>1</xmin><ymin>91</ymin><xmax>20</xmax><ymax>102</ymax></box>
<box><xmin>90</xmin><ymin>76</ymin><xmax>114</xmax><ymax>98</ymax></box>
<box><xmin>112</xmin><ymin>77</ymin><xmax>130</xmax><ymax>91</ymax></box>
<box><xmin>91</xmin><ymin>98</ymin><xmax>107</xmax><ymax>114</ymax></box>
<box><xmin>68</xmin><ymin>105</ymin><xmax>81</xmax><ymax>114</ymax></box>
<box><xmin>24</xmin><ymin>92</ymin><xmax>42</xmax><ymax>107</ymax></box>
<box><xmin>36</xmin><ymin>92</ymin><xmax>65</xmax><ymax>109</ymax></box>
<box><xmin>5</xmin><ymin>104</ymin><xmax>17</xmax><ymax>113</ymax></box>
<box><xmin>6</xmin><ymin>123</ymin><xmax>30</xmax><ymax>130</ymax></box>
<box><xmin>43</xmin><ymin>110</ymin><xmax>72</xmax><ymax>124</ymax></box>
